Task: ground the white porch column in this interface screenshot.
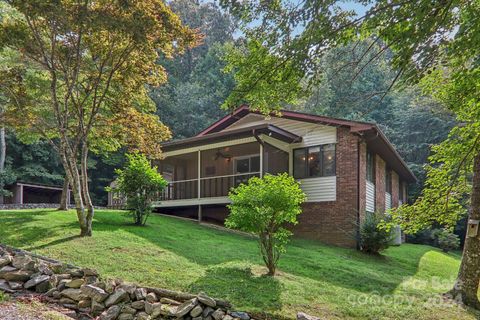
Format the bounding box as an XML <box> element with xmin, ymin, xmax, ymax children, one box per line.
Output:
<box><xmin>259</xmin><ymin>143</ymin><xmax>264</xmax><ymax>177</ymax></box>
<box><xmin>197</xmin><ymin>150</ymin><xmax>201</xmax><ymax>199</ymax></box>
<box><xmin>19</xmin><ymin>184</ymin><xmax>23</xmax><ymax>204</ymax></box>
<box><xmin>197</xmin><ymin>150</ymin><xmax>202</xmax><ymax>222</ymax></box>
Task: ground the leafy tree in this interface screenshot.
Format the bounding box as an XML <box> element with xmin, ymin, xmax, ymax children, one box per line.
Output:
<box><xmin>226</xmin><ymin>173</ymin><xmax>306</xmax><ymax>276</ymax></box>
<box><xmin>221</xmin><ymin>0</ymin><xmax>480</xmax><ymax>307</ymax></box>
<box><xmin>110</xmin><ymin>153</ymin><xmax>167</xmax><ymax>226</ymax></box>
<box><xmin>0</xmin><ymin>1</ymin><xmax>196</xmax><ymax>236</ymax></box>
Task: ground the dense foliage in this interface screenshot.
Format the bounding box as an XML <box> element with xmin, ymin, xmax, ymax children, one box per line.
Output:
<box><xmin>151</xmin><ymin>0</ymin><xmax>236</xmax><ymax>139</ymax></box>
<box><xmin>110</xmin><ymin>153</ymin><xmax>167</xmax><ymax>226</ymax></box>
<box><xmin>226</xmin><ymin>173</ymin><xmax>306</xmax><ymax>276</ymax></box>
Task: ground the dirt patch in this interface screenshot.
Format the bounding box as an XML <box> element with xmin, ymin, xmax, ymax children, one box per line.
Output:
<box><xmin>0</xmin><ymin>294</ymin><xmax>76</xmax><ymax>320</ymax></box>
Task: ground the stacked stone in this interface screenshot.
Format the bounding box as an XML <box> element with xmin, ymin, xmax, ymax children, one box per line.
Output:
<box><xmin>0</xmin><ymin>247</ymin><xmax>253</xmax><ymax>320</ymax></box>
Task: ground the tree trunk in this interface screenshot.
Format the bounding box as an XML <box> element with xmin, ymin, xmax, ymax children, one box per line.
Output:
<box><xmin>58</xmin><ymin>176</ymin><xmax>69</xmax><ymax>210</ymax></box>
<box><xmin>59</xmin><ymin>137</ymin><xmax>89</xmax><ymax>236</ymax></box>
<box><xmin>0</xmin><ymin>127</ymin><xmax>6</xmax><ymax>172</ymax></box>
<box><xmin>80</xmin><ymin>142</ymin><xmax>94</xmax><ymax>236</ymax></box>
<box><xmin>450</xmin><ymin>151</ymin><xmax>480</xmax><ymax>308</ymax></box>
<box><xmin>0</xmin><ymin>127</ymin><xmax>6</xmax><ymax>204</ymax></box>
<box><xmin>260</xmin><ymin>233</ymin><xmax>276</xmax><ymax>276</ymax></box>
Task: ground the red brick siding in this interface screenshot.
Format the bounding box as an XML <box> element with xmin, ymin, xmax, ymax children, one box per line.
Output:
<box><xmin>293</xmin><ymin>127</ymin><xmax>361</xmax><ymax>248</ymax></box>
<box><xmin>375</xmin><ymin>155</ymin><xmax>386</xmax><ymax>213</ymax></box>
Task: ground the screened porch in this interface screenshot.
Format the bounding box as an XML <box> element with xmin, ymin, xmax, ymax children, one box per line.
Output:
<box><xmin>156</xmin><ymin>141</ymin><xmax>289</xmax><ymax>202</ymax></box>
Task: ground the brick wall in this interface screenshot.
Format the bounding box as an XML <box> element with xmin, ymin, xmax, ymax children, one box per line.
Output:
<box><xmin>293</xmin><ymin>127</ymin><xmax>361</xmax><ymax>248</ymax></box>
<box><xmin>375</xmin><ymin>155</ymin><xmax>386</xmax><ymax>213</ymax></box>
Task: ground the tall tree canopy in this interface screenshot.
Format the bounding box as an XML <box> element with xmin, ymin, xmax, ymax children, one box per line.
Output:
<box><xmin>0</xmin><ymin>0</ymin><xmax>197</xmax><ymax>236</ymax></box>
<box><xmin>151</xmin><ymin>0</ymin><xmax>236</xmax><ymax>138</ymax></box>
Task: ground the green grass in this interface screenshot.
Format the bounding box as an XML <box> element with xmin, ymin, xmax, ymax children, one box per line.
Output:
<box><xmin>0</xmin><ymin>209</ymin><xmax>478</xmax><ymax>320</ymax></box>
<box><xmin>0</xmin><ymin>291</ymin><xmax>7</xmax><ymax>302</ymax></box>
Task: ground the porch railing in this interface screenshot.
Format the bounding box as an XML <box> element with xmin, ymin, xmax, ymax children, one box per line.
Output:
<box><xmin>159</xmin><ymin>172</ymin><xmax>260</xmax><ymax>201</ymax></box>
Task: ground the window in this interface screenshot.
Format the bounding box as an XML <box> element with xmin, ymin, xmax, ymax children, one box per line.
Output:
<box><xmin>367</xmin><ymin>152</ymin><xmax>375</xmax><ymax>183</ymax></box>
<box><xmin>293</xmin><ymin>149</ymin><xmax>307</xmax><ymax>179</ymax></box>
<box><xmin>385</xmin><ymin>168</ymin><xmax>392</xmax><ymax>194</ymax></box>
<box><xmin>293</xmin><ymin>144</ymin><xmax>336</xmax><ymax>179</ymax></box>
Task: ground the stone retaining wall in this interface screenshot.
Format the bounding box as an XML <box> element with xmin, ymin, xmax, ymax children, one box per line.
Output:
<box><xmin>0</xmin><ymin>245</ymin><xmax>252</xmax><ymax>320</ymax></box>
<box><xmin>0</xmin><ymin>203</ymin><xmax>69</xmax><ymax>210</ymax></box>
<box><xmin>0</xmin><ymin>204</ymin><xmax>107</xmax><ymax>210</ymax></box>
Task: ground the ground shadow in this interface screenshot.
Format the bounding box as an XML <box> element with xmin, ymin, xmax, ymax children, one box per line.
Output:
<box><xmin>0</xmin><ymin>210</ymin><xmax>62</xmax><ymax>247</ymax></box>
<box><xmin>26</xmin><ymin>235</ymin><xmax>81</xmax><ymax>251</ymax></box>
<box><xmin>189</xmin><ymin>265</ymin><xmax>282</xmax><ymax>314</ymax></box>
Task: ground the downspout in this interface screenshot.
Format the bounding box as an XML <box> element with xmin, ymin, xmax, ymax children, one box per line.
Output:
<box><xmin>356</xmin><ymin>139</ymin><xmax>361</xmax><ymax>250</ymax></box>
<box><xmin>253</xmin><ymin>129</ymin><xmax>265</xmax><ymax>177</ymax></box>
<box><xmin>253</xmin><ymin>129</ymin><xmax>265</xmax><ymax>147</ymax></box>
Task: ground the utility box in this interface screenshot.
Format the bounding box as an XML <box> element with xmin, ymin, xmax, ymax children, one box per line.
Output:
<box><xmin>467</xmin><ymin>219</ymin><xmax>479</xmax><ymax>238</ymax></box>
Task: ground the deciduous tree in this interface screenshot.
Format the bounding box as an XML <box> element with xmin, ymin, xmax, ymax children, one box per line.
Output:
<box><xmin>0</xmin><ymin>0</ymin><xmax>197</xmax><ymax>236</ymax></box>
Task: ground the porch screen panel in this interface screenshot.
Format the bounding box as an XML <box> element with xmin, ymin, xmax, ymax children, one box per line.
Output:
<box><xmin>200</xmin><ymin>142</ymin><xmax>260</xmax><ymax>198</ymax></box>
<box><xmin>263</xmin><ymin>143</ymin><xmax>289</xmax><ymax>175</ymax></box>
<box><xmin>157</xmin><ymin>152</ymin><xmax>198</xmax><ymax>201</ymax></box>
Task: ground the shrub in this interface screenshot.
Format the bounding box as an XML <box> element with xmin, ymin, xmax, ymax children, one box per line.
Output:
<box><xmin>431</xmin><ymin>228</ymin><xmax>460</xmax><ymax>253</ymax></box>
<box><xmin>226</xmin><ymin>173</ymin><xmax>306</xmax><ymax>276</ymax></box>
<box><xmin>360</xmin><ymin>212</ymin><xmax>394</xmax><ymax>254</ymax></box>
<box><xmin>109</xmin><ymin>153</ymin><xmax>167</xmax><ymax>226</ymax></box>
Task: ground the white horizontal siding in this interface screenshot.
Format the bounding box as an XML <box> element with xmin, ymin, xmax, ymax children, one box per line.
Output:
<box><xmin>224</xmin><ymin>114</ymin><xmax>337</xmax><ymax>147</ymax></box>
<box><xmin>298</xmin><ymin>176</ymin><xmax>336</xmax><ymax>202</ymax></box>
<box><xmin>366</xmin><ymin>181</ymin><xmax>375</xmax><ymax>212</ymax></box>
<box><xmin>385</xmin><ymin>192</ymin><xmax>392</xmax><ymax>212</ymax></box>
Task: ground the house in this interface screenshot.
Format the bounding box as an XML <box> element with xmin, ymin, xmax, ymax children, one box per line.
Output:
<box><xmin>0</xmin><ymin>181</ymin><xmax>71</xmax><ymax>206</ymax></box>
<box><xmin>118</xmin><ymin>106</ymin><xmax>416</xmax><ymax>247</ymax></box>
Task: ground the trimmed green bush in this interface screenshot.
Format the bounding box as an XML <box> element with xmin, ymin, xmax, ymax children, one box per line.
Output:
<box><xmin>109</xmin><ymin>153</ymin><xmax>167</xmax><ymax>226</ymax></box>
<box><xmin>226</xmin><ymin>173</ymin><xmax>306</xmax><ymax>275</ymax></box>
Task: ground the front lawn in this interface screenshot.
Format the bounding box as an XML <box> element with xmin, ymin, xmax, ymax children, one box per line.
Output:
<box><xmin>0</xmin><ymin>209</ymin><xmax>478</xmax><ymax>319</ymax></box>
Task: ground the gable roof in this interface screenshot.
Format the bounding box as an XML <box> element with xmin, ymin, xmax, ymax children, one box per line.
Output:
<box><xmin>197</xmin><ymin>105</ymin><xmax>375</xmax><ymax>136</ymax></box>
<box><xmin>162</xmin><ymin>123</ymin><xmax>301</xmax><ymax>152</ymax></box>
<box><xmin>196</xmin><ymin>105</ymin><xmax>416</xmax><ymax>183</ymax></box>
